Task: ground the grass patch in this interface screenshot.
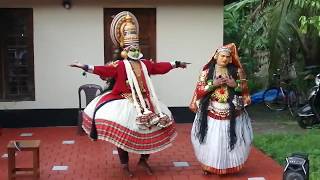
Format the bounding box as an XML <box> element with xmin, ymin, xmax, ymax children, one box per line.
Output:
<box><xmin>247</xmin><ymin>104</ymin><xmax>294</xmax><ymax>122</ymax></box>
<box><xmin>253</xmin><ymin>130</ymin><xmax>320</xmax><ymax>179</ymax></box>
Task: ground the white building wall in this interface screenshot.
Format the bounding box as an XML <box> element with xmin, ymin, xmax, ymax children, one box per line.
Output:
<box><xmin>155</xmin><ymin>5</ymin><xmax>223</xmax><ymax>106</ymax></box>
<box><xmin>0</xmin><ymin>1</ymin><xmax>223</xmax><ymax>109</ymax></box>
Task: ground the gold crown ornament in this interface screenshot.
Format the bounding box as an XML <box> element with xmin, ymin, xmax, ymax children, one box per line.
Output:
<box><xmin>110</xmin><ymin>11</ymin><xmax>143</xmax><ymax>59</ymax></box>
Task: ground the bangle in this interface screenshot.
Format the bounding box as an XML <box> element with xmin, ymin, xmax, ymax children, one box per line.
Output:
<box><xmin>175</xmin><ymin>61</ymin><xmax>181</xmax><ymax>68</ymax></box>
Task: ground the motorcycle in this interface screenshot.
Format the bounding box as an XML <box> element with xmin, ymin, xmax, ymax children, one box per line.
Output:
<box><xmin>297</xmin><ymin>73</ymin><xmax>320</xmax><ymax>128</ymax></box>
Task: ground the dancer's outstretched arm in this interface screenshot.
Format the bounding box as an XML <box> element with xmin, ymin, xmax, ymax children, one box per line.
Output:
<box><xmin>142</xmin><ymin>60</ymin><xmax>189</xmax><ymax>75</ymax></box>
<box><xmin>69</xmin><ymin>61</ymin><xmax>117</xmax><ymax>78</ymax></box>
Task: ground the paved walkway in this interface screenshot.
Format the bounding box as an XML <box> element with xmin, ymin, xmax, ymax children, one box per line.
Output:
<box><xmin>0</xmin><ymin>124</ymin><xmax>282</xmax><ymax>180</ymax></box>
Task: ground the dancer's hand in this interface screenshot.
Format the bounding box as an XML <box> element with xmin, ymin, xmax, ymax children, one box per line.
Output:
<box><xmin>224</xmin><ymin>76</ymin><xmax>237</xmax><ymax>88</ymax></box>
<box><xmin>179</xmin><ymin>62</ymin><xmax>190</xmax><ymax>68</ymax></box>
<box><xmin>189</xmin><ymin>102</ymin><xmax>198</xmax><ymax>113</ymax></box>
<box><xmin>212</xmin><ymin>76</ymin><xmax>225</xmax><ymax>87</ymax></box>
<box><xmin>69</xmin><ymin>61</ymin><xmax>85</xmax><ymax>69</ymax></box>
<box><xmin>175</xmin><ymin>61</ymin><xmax>190</xmax><ymax>68</ymax></box>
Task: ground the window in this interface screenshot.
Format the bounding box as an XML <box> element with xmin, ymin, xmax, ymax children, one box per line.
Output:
<box><xmin>0</xmin><ymin>8</ymin><xmax>35</xmax><ymax>101</ymax></box>
<box><xmin>104</xmin><ymin>8</ymin><xmax>156</xmax><ymax>63</ymax></box>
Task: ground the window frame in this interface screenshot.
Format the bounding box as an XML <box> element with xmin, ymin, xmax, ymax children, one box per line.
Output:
<box><xmin>0</xmin><ymin>8</ymin><xmax>35</xmax><ymax>101</ymax></box>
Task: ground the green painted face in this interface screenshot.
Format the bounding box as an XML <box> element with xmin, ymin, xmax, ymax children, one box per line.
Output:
<box><xmin>128</xmin><ymin>48</ymin><xmax>140</xmax><ymax>59</ymax></box>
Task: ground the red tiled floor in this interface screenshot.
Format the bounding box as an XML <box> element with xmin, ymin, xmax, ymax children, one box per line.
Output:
<box><xmin>0</xmin><ymin>124</ymin><xmax>282</xmax><ymax>180</ymax></box>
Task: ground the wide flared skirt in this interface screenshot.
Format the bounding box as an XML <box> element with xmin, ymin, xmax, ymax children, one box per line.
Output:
<box><xmin>191</xmin><ymin>111</ymin><xmax>253</xmax><ymax>174</ymax></box>
<box><xmin>82</xmin><ymin>93</ymin><xmax>177</xmax><ymax>154</ymax></box>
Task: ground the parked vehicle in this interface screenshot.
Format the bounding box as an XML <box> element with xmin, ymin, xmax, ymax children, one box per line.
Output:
<box><xmin>263</xmin><ymin>69</ymin><xmax>300</xmax><ymax>117</ymax></box>
<box><xmin>297</xmin><ymin>73</ymin><xmax>320</xmax><ymax>128</ymax></box>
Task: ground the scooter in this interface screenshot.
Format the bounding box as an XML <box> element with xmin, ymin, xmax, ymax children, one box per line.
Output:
<box><xmin>297</xmin><ymin>73</ymin><xmax>320</xmax><ymax>128</ymax></box>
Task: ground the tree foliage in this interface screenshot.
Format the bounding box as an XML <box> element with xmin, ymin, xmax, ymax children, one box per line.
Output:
<box><xmin>294</xmin><ymin>0</ymin><xmax>320</xmax><ymax>36</ymax></box>
<box><xmin>224</xmin><ymin>0</ymin><xmax>320</xmax><ymax>91</ymax></box>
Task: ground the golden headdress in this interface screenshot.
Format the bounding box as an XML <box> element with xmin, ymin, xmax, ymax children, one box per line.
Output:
<box><xmin>110</xmin><ymin>11</ymin><xmax>142</xmax><ymax>59</ymax></box>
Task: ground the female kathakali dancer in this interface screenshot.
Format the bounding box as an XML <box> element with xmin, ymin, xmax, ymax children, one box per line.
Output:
<box><xmin>189</xmin><ymin>43</ymin><xmax>253</xmax><ymax>175</ymax></box>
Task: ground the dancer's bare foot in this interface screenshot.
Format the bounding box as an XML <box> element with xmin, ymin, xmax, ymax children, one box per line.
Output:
<box><xmin>122</xmin><ymin>164</ymin><xmax>134</xmax><ymax>177</ymax></box>
<box><xmin>138</xmin><ymin>159</ymin><xmax>153</xmax><ymax>175</ymax></box>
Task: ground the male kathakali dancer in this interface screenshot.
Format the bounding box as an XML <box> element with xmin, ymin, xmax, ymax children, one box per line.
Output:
<box><xmin>189</xmin><ymin>43</ymin><xmax>253</xmax><ymax>175</ymax></box>
<box><xmin>70</xmin><ymin>11</ymin><xmax>188</xmax><ymax>177</ymax></box>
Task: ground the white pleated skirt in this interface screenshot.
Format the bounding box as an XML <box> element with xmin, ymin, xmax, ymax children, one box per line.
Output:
<box><xmin>82</xmin><ymin>92</ymin><xmax>177</xmax><ymax>154</ymax></box>
<box><xmin>191</xmin><ymin>110</ymin><xmax>253</xmax><ymax>174</ymax></box>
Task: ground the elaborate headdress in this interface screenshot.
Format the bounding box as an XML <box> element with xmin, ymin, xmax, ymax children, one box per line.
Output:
<box><xmin>110</xmin><ymin>11</ymin><xmax>143</xmax><ymax>60</ymax></box>
<box><xmin>212</xmin><ymin>43</ymin><xmax>242</xmax><ymax>68</ymax></box>
<box><xmin>222</xmin><ymin>43</ymin><xmax>242</xmax><ymax>68</ymax></box>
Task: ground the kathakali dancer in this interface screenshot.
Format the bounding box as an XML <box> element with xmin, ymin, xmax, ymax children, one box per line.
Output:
<box><xmin>70</xmin><ymin>11</ymin><xmax>188</xmax><ymax>177</ymax></box>
<box><xmin>189</xmin><ymin>43</ymin><xmax>253</xmax><ymax>175</ymax></box>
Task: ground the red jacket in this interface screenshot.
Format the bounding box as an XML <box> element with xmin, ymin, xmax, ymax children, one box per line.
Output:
<box><xmin>92</xmin><ymin>60</ymin><xmax>173</xmax><ymax>106</ymax></box>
